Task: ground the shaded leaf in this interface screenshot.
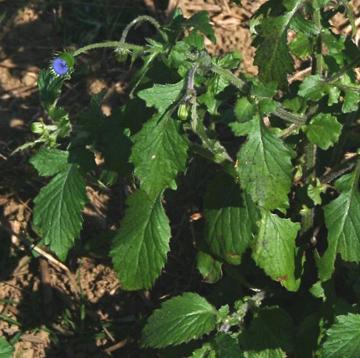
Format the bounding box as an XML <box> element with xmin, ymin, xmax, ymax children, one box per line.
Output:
<box><xmin>204</xmin><ymin>173</ymin><xmax>259</xmax><ymax>264</ymax></box>
<box><xmin>196</xmin><ymin>251</ymin><xmax>223</xmax><ymax>283</ymax></box>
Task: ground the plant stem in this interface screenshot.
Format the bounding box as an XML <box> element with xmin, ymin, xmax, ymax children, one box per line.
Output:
<box><xmin>73</xmin><ymin>41</ymin><xmax>144</xmax><ymax>57</ymax></box>
<box><xmin>120</xmin><ymin>15</ymin><xmax>168</xmax><ymax>43</ymax></box>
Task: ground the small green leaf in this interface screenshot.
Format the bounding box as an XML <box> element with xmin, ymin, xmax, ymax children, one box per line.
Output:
<box><xmin>305</xmin><ymin>113</ymin><xmax>342</xmax><ymax>150</ymax></box>
<box><xmin>30</xmin><ymin>148</ymin><xmax>69</xmax><ymax>176</ymax></box>
<box><xmin>196</xmin><ymin>251</ymin><xmax>223</xmax><ymax>283</ymax></box>
<box><xmin>317</xmin><ymin>167</ymin><xmax>360</xmax><ymax>281</ymax></box>
<box><xmin>33</xmin><ymin>165</ymin><xmax>87</xmax><ymax>260</ymax></box>
<box><xmin>131</xmin><ymin>114</ymin><xmax>188</xmax><ymax>196</ymax></box>
<box><xmin>204</xmin><ymin>173</ymin><xmax>259</xmax><ymax>265</ymax></box>
<box><xmin>307</xmin><ymin>178</ymin><xmax>327</xmax><ymax>205</ymax></box>
<box><xmin>187</xmin><ymin>11</ymin><xmax>216</xmax><ymax>43</ymax></box>
<box><xmin>0</xmin><ymin>337</ymin><xmax>13</xmax><ymax>358</ymax></box>
<box><xmin>289</xmin><ymin>32</ymin><xmax>312</xmax><ymax>59</ymax></box>
<box><xmin>342</xmin><ymin>90</ymin><xmax>360</xmax><ymax>113</ymax></box>
<box><xmin>111</xmin><ymin>190</ymin><xmax>171</xmax><ymax>290</ymax></box>
<box><xmin>252</xmin><ymin>211</ymin><xmax>301</xmax><ymax>291</ymax></box>
<box><xmin>236</xmin><ymin>115</ymin><xmax>293</xmax><ymax>211</ymax></box>
<box><xmin>321</xmin><ymin>314</ymin><xmax>360</xmax><ymax>358</ymax></box>
<box><xmin>142</xmin><ymin>292</ymin><xmax>217</xmax><ymax>348</ymax></box>
<box><xmin>234</xmin><ymin>97</ymin><xmax>256</xmax><ymax>123</ymax></box>
<box><xmin>298</xmin><ymin>75</ymin><xmax>329</xmax><ymax>101</ymax></box>
<box><xmin>138</xmin><ymin>80</ymin><xmax>184</xmax><ymax>114</ymax></box>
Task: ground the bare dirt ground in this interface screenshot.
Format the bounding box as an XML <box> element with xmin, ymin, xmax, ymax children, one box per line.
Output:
<box><xmin>1</xmin><ymin>0</ymin><xmax>360</xmax><ymax>356</ymax></box>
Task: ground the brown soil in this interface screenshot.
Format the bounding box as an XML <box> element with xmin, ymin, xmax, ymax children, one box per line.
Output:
<box><xmin>1</xmin><ymin>0</ymin><xmax>360</xmax><ymax>357</ymax></box>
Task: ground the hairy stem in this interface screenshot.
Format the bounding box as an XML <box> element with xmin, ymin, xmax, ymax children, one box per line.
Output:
<box><xmin>73</xmin><ymin>41</ymin><xmax>144</xmax><ymax>57</ymax></box>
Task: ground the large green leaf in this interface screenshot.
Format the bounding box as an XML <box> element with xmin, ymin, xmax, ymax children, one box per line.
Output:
<box><xmin>317</xmin><ymin>165</ymin><xmax>360</xmax><ymax>281</ymax></box>
<box><xmin>254</xmin><ymin>1</ymin><xmax>303</xmax><ymax>85</ymax></box>
<box><xmin>0</xmin><ymin>337</ymin><xmax>13</xmax><ymax>358</ymax></box>
<box><xmin>142</xmin><ymin>292</ymin><xmax>217</xmax><ymax>348</ymax></box>
<box><xmin>305</xmin><ymin>113</ymin><xmax>342</xmax><ymax>150</ymax></box>
<box><xmin>240</xmin><ymin>307</ymin><xmax>295</xmax><ymax>357</ymax></box>
<box><xmin>321</xmin><ymin>314</ymin><xmax>360</xmax><ymax>358</ymax></box>
<box><xmin>235</xmin><ymin>115</ymin><xmax>293</xmax><ymax>211</ymax></box>
<box><xmin>252</xmin><ymin>211</ymin><xmax>301</xmax><ymax>291</ymax></box>
<box><xmin>131</xmin><ymin>114</ymin><xmax>188</xmax><ymax>196</ymax></box>
<box><xmin>204</xmin><ymin>173</ymin><xmax>259</xmax><ymax>264</ymax></box>
<box><xmin>33</xmin><ymin>165</ymin><xmax>87</xmax><ymax>260</ymax></box>
<box><xmin>111</xmin><ymin>190</ymin><xmax>171</xmax><ymax>290</ymax></box>
<box><xmin>137</xmin><ymin>80</ymin><xmax>184</xmax><ymax>114</ymax></box>
<box><xmin>30</xmin><ymin>148</ymin><xmax>69</xmax><ymax>176</ymax></box>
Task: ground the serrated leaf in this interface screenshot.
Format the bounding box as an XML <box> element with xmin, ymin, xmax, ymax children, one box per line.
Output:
<box><xmin>131</xmin><ymin>114</ymin><xmax>188</xmax><ymax>196</ymax></box>
<box><xmin>204</xmin><ymin>173</ymin><xmax>259</xmax><ymax>265</ymax></box>
<box><xmin>244</xmin><ymin>350</ymin><xmax>286</xmax><ymax>358</ymax></box>
<box><xmin>305</xmin><ymin>113</ymin><xmax>342</xmax><ymax>150</ymax></box>
<box><xmin>240</xmin><ymin>307</ymin><xmax>295</xmax><ymax>357</ymax></box>
<box><xmin>234</xmin><ymin>97</ymin><xmax>256</xmax><ymax>123</ymax></box>
<box><xmin>289</xmin><ymin>32</ymin><xmax>312</xmax><ymax>59</ymax></box>
<box><xmin>30</xmin><ymin>148</ymin><xmax>69</xmax><ymax>176</ymax></box>
<box><xmin>342</xmin><ymin>90</ymin><xmax>360</xmax><ymax>113</ymax></box>
<box><xmin>236</xmin><ymin>115</ymin><xmax>293</xmax><ymax>211</ymax></box>
<box><xmin>138</xmin><ymin>80</ymin><xmax>184</xmax><ymax>114</ymax></box>
<box><xmin>196</xmin><ymin>251</ymin><xmax>222</xmax><ymax>283</ymax></box>
<box><xmin>111</xmin><ymin>190</ymin><xmax>171</xmax><ymax>290</ymax></box>
<box><xmin>142</xmin><ymin>292</ymin><xmax>217</xmax><ymax>348</ymax></box>
<box><xmin>252</xmin><ymin>211</ymin><xmax>301</xmax><ymax>291</ymax></box>
<box><xmin>187</xmin><ymin>11</ymin><xmax>216</xmax><ymax>43</ymax></box>
<box><xmin>191</xmin><ymin>343</ymin><xmax>216</xmax><ymax>358</ymax></box>
<box><xmin>298</xmin><ymin>75</ymin><xmax>329</xmax><ymax>101</ymax></box>
<box><xmin>254</xmin><ymin>2</ymin><xmax>303</xmax><ymax>85</ymax></box>
<box><xmin>317</xmin><ymin>166</ymin><xmax>360</xmax><ymax>281</ymax></box>
<box><xmin>33</xmin><ymin>165</ymin><xmax>87</xmax><ymax>260</ymax></box>
<box><xmin>321</xmin><ymin>314</ymin><xmax>360</xmax><ymax>358</ymax></box>
<box><xmin>0</xmin><ymin>337</ymin><xmax>13</xmax><ymax>358</ymax></box>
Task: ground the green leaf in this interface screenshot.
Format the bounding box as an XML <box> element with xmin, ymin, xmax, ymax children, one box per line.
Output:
<box><xmin>236</xmin><ymin>115</ymin><xmax>293</xmax><ymax>211</ymax></box>
<box><xmin>137</xmin><ymin>80</ymin><xmax>184</xmax><ymax>114</ymax></box>
<box><xmin>317</xmin><ymin>166</ymin><xmax>360</xmax><ymax>281</ymax></box>
<box><xmin>191</xmin><ymin>343</ymin><xmax>216</xmax><ymax>358</ymax></box>
<box><xmin>204</xmin><ymin>173</ymin><xmax>259</xmax><ymax>265</ymax></box>
<box><xmin>305</xmin><ymin>113</ymin><xmax>342</xmax><ymax>150</ymax></box>
<box><xmin>298</xmin><ymin>75</ymin><xmax>329</xmax><ymax>101</ymax></box>
<box><xmin>196</xmin><ymin>251</ymin><xmax>223</xmax><ymax>283</ymax></box>
<box><xmin>321</xmin><ymin>314</ymin><xmax>360</xmax><ymax>358</ymax></box>
<box><xmin>234</xmin><ymin>97</ymin><xmax>256</xmax><ymax>123</ymax></box>
<box><xmin>131</xmin><ymin>114</ymin><xmax>188</xmax><ymax>196</ymax></box>
<box><xmin>33</xmin><ymin>165</ymin><xmax>87</xmax><ymax>260</ymax></box>
<box><xmin>0</xmin><ymin>337</ymin><xmax>13</xmax><ymax>358</ymax></box>
<box><xmin>252</xmin><ymin>211</ymin><xmax>301</xmax><ymax>291</ymax></box>
<box><xmin>289</xmin><ymin>32</ymin><xmax>312</xmax><ymax>59</ymax></box>
<box><xmin>187</xmin><ymin>11</ymin><xmax>216</xmax><ymax>43</ymax></box>
<box><xmin>240</xmin><ymin>307</ymin><xmax>295</xmax><ymax>357</ymax></box>
<box><xmin>342</xmin><ymin>90</ymin><xmax>360</xmax><ymax>113</ymax></box>
<box><xmin>142</xmin><ymin>292</ymin><xmax>217</xmax><ymax>348</ymax></box>
<box><xmin>30</xmin><ymin>148</ymin><xmax>69</xmax><ymax>176</ymax></box>
<box><xmin>111</xmin><ymin>190</ymin><xmax>171</xmax><ymax>290</ymax></box>
<box><xmin>254</xmin><ymin>2</ymin><xmax>303</xmax><ymax>86</ymax></box>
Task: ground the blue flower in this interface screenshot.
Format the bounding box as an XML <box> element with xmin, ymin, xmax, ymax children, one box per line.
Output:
<box><xmin>51</xmin><ymin>57</ymin><xmax>69</xmax><ymax>76</ymax></box>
